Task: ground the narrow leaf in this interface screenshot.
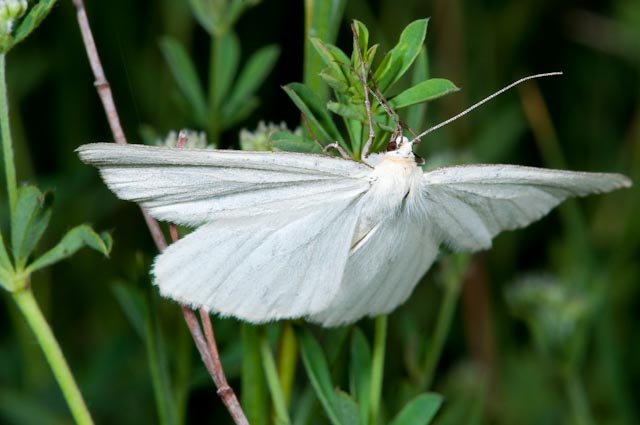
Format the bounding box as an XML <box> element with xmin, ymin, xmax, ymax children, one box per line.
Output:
<box><xmin>260</xmin><ymin>335</ymin><xmax>291</xmax><ymax>425</ymax></box>
<box><xmin>26</xmin><ymin>225</ymin><xmax>111</xmax><ymax>273</ymax></box>
<box><xmin>224</xmin><ymin>44</ymin><xmax>280</xmax><ymax>123</ymax></box>
<box><xmin>276</xmin><ymin>322</ymin><xmax>298</xmax><ymax>407</ymax></box>
<box><xmin>319</xmin><ymin>69</ymin><xmax>349</xmax><ymax>93</ymax></box>
<box><xmin>242</xmin><ymin>324</ymin><xmax>269</xmax><ymax>425</ymax></box>
<box><xmin>327</xmin><ymin>101</ymin><xmax>365</xmax><ymax>123</ymax></box>
<box><xmin>389</xmin><ymin>78</ymin><xmax>459</xmax><ymax>109</ymax></box>
<box><xmin>112</xmin><ymin>283</ymin><xmax>146</xmax><ymax>339</ymax></box>
<box><xmin>303</xmin><ymin>0</ymin><xmax>348</xmax><ymax>102</ymax></box>
<box><xmin>213</xmin><ymin>32</ymin><xmax>241</xmax><ymax>108</ymax></box>
<box><xmin>222</xmin><ymin>97</ymin><xmax>259</xmax><ymax>129</ymax></box>
<box><xmin>406</xmin><ymin>47</ymin><xmax>429</xmax><ymax>130</ymax></box>
<box><xmin>144</xmin><ymin>288</ymin><xmax>178</xmax><ymax>425</ymax></box>
<box><xmin>389</xmin><ymin>393</ymin><xmax>443</xmax><ymax>425</ymax></box>
<box><xmin>310</xmin><ymin>38</ymin><xmax>350</xmax><ymax>80</ymax></box>
<box><xmin>298</xmin><ymin>328</ymin><xmax>343</xmax><ymax>425</ymax></box>
<box><xmin>235</xmin><ymin>44</ymin><xmax>281</xmax><ymax>99</ymax></box>
<box><xmin>188</xmin><ymin>0</ymin><xmax>219</xmax><ymax>35</ymax></box>
<box><xmin>271</xmin><ymin>132</ymin><xmax>323</xmax><ymax>154</ymax></box>
<box><xmin>350</xmin><ymin>20</ymin><xmax>369</xmax><ymax>66</ymax></box>
<box><xmin>11</xmin><ymin>0</ymin><xmax>58</xmax><ymax>48</ymax></box>
<box><xmin>160</xmin><ymin>36</ymin><xmax>208</xmax><ymax>125</ymax></box>
<box><xmin>282</xmin><ymin>83</ymin><xmax>343</xmax><ymax>144</ymax></box>
<box><xmin>335</xmin><ymin>390</ymin><xmax>360</xmax><ymax>425</ymax></box>
<box><xmin>0</xmin><ymin>230</ymin><xmax>13</xmax><ymax>272</ymax></box>
<box><xmin>350</xmin><ymin>328</ymin><xmax>372</xmax><ymax>425</ymax></box>
<box><xmin>11</xmin><ymin>186</ymin><xmax>53</xmax><ymax>268</ymax></box>
<box><xmin>374</xmin><ymin>19</ymin><xmax>429</xmax><ymax>93</ymax></box>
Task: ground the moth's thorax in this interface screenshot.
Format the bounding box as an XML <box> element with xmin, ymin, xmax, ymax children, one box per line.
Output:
<box><xmin>351</xmin><ymin>145</ymin><xmax>424</xmax><ymax>248</ymax></box>
<box><xmin>369</xmin><ymin>152</ymin><xmax>423</xmax><ymax>208</ymax></box>
<box><xmin>362</xmin><ymin>134</ymin><xmax>424</xmax><ymax>214</ymax></box>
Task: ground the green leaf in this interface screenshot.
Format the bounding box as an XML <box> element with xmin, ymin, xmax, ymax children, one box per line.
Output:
<box><xmin>328</xmin><ymin>101</ymin><xmax>365</xmax><ymax>123</ymax></box>
<box><xmin>242</xmin><ymin>324</ymin><xmax>269</xmax><ymax>425</ymax></box>
<box><xmin>144</xmin><ymin>288</ymin><xmax>178</xmax><ymax>425</ymax></box>
<box><xmin>226</xmin><ymin>0</ymin><xmax>261</xmax><ymax>30</ymax></box>
<box><xmin>406</xmin><ymin>47</ymin><xmax>429</xmax><ymax>130</ymax></box>
<box><xmin>350</xmin><ymin>328</ymin><xmax>372</xmax><ymax>425</ymax></box>
<box><xmin>282</xmin><ymin>83</ymin><xmax>344</xmax><ymax>145</ymax></box>
<box><xmin>260</xmin><ymin>335</ymin><xmax>291</xmax><ymax>425</ymax></box>
<box><xmin>0</xmin><ymin>230</ymin><xmax>13</xmax><ymax>273</ymax></box>
<box><xmin>389</xmin><ymin>78</ymin><xmax>459</xmax><ymax>109</ymax></box>
<box><xmin>271</xmin><ymin>132</ymin><xmax>323</xmax><ymax>154</ymax></box>
<box><xmin>213</xmin><ymin>31</ymin><xmax>241</xmax><ymax>108</ymax></box>
<box><xmin>335</xmin><ymin>390</ymin><xmax>360</xmax><ymax>425</ymax></box>
<box><xmin>112</xmin><ymin>283</ymin><xmax>146</xmax><ymax>339</ymax></box>
<box><xmin>188</xmin><ymin>0</ymin><xmax>221</xmax><ymax>35</ymax></box>
<box><xmin>223</xmin><ymin>44</ymin><xmax>280</xmax><ymax>124</ymax></box>
<box><xmin>350</xmin><ymin>20</ymin><xmax>369</xmax><ymax>67</ymax></box>
<box><xmin>223</xmin><ymin>97</ymin><xmax>259</xmax><ymax>129</ymax></box>
<box><xmin>319</xmin><ymin>69</ymin><xmax>349</xmax><ymax>93</ymax></box>
<box><xmin>160</xmin><ymin>36</ymin><xmax>209</xmax><ymax>125</ymax></box>
<box><xmin>310</xmin><ymin>38</ymin><xmax>350</xmax><ymax>80</ymax></box>
<box><xmin>26</xmin><ymin>225</ymin><xmax>112</xmax><ymax>274</ymax></box>
<box><xmin>0</xmin><ymin>231</ymin><xmax>14</xmax><ymax>291</ymax></box>
<box><xmin>298</xmin><ymin>328</ymin><xmax>343</xmax><ymax>425</ymax></box>
<box><xmin>11</xmin><ymin>186</ymin><xmax>53</xmax><ymax>268</ymax></box>
<box><xmin>389</xmin><ymin>393</ymin><xmax>443</xmax><ymax>425</ymax></box>
<box><xmin>374</xmin><ymin>19</ymin><xmax>429</xmax><ymax>93</ymax></box>
<box><xmin>303</xmin><ymin>0</ymin><xmax>348</xmax><ymax>102</ymax></box>
<box><xmin>11</xmin><ymin>0</ymin><xmax>58</xmax><ymax>48</ymax></box>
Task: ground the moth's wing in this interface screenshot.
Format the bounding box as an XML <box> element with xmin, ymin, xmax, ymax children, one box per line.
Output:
<box><xmin>77</xmin><ymin>143</ymin><xmax>371</xmax><ymax>226</ymax></box>
<box><xmin>153</xmin><ymin>197</ymin><xmax>363</xmax><ymax>323</ymax></box>
<box><xmin>309</xmin><ymin>213</ymin><xmax>439</xmax><ymax>327</ymax></box>
<box><xmin>422</xmin><ymin>164</ymin><xmax>631</xmax><ymax>251</ymax></box>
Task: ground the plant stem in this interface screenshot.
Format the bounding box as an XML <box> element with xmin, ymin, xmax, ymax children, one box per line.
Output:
<box><xmin>369</xmin><ymin>315</ymin><xmax>387</xmax><ymax>424</ymax></box>
<box><xmin>260</xmin><ymin>334</ymin><xmax>291</xmax><ymax>425</ymax></box>
<box><xmin>276</xmin><ymin>322</ymin><xmax>297</xmax><ymax>407</ymax></box>
<box><xmin>145</xmin><ymin>290</ymin><xmax>177</xmax><ymax>425</ymax></box>
<box><xmin>422</xmin><ymin>259</ymin><xmax>465</xmax><ymax>389</ymax></box>
<box><xmin>11</xmin><ymin>287</ymin><xmax>94</xmax><ymax>425</ymax></box>
<box><xmin>0</xmin><ymin>53</ymin><xmax>17</xmax><ymax>215</ymax></box>
<box><xmin>564</xmin><ymin>368</ymin><xmax>596</xmax><ymax>425</ymax></box>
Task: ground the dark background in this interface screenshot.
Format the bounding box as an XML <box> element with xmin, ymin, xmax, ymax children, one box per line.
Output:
<box><xmin>1</xmin><ymin>0</ymin><xmax>638</xmax><ymax>424</ymax></box>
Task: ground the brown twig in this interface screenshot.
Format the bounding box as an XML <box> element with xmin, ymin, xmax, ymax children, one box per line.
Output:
<box><xmin>71</xmin><ymin>1</ymin><xmax>247</xmax><ymax>423</ymax></box>
<box><xmin>351</xmin><ymin>22</ymin><xmax>376</xmax><ymax>158</ymax></box>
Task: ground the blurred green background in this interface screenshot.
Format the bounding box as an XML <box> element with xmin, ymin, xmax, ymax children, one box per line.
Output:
<box><xmin>1</xmin><ymin>0</ymin><xmax>638</xmax><ymax>424</ymax></box>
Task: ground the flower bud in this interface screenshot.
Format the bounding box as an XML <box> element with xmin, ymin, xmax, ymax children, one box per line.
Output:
<box><xmin>0</xmin><ymin>0</ymin><xmax>27</xmax><ymax>35</ymax></box>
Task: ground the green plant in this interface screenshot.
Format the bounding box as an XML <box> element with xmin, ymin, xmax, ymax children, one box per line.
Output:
<box><xmin>0</xmin><ymin>1</ymin><xmax>111</xmax><ymax>424</ymax></box>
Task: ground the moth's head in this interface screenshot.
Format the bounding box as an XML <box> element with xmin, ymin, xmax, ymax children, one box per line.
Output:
<box><xmin>386</xmin><ymin>134</ymin><xmax>413</xmax><ymax>155</ymax></box>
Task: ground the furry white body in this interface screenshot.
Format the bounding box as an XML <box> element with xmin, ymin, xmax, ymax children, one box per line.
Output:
<box><xmin>78</xmin><ymin>140</ymin><xmax>630</xmax><ymax>326</ymax></box>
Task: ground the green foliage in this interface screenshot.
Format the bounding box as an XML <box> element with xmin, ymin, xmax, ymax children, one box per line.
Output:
<box><xmin>161</xmin><ymin>0</ymin><xmax>279</xmax><ymax>145</ymax></box>
<box><xmin>298</xmin><ymin>327</ymin><xmax>443</xmax><ymax>425</ymax></box>
<box><xmin>389</xmin><ymin>393</ymin><xmax>443</xmax><ymax>425</ymax></box>
<box><xmin>283</xmin><ymin>18</ymin><xmax>458</xmax><ymax>158</ymax></box>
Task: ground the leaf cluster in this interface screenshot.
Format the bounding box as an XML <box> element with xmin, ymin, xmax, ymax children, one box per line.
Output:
<box><xmin>280</xmin><ymin>19</ymin><xmax>458</xmax><ymax>159</ymax></box>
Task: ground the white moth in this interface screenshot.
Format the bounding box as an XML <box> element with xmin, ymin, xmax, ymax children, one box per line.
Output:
<box><xmin>77</xmin><ymin>131</ymin><xmax>630</xmax><ymax>326</ymax></box>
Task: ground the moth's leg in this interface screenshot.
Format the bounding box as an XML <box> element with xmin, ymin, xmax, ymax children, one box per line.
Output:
<box><xmin>351</xmin><ymin>23</ymin><xmax>376</xmax><ymax>159</ymax></box>
<box><xmin>324</xmin><ymin>142</ymin><xmax>351</xmax><ymax>159</ymax></box>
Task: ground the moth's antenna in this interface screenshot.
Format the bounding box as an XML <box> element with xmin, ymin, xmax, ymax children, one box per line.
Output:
<box><xmin>409</xmin><ymin>72</ymin><xmax>563</xmax><ymax>144</ymax></box>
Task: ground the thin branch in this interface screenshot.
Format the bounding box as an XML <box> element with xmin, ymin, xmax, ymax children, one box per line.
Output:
<box><xmin>71</xmin><ymin>0</ymin><xmax>126</xmax><ymax>146</ymax></box>
<box><xmin>366</xmin><ymin>69</ymin><xmax>419</xmax><ymax>138</ymax></box>
<box><xmin>351</xmin><ymin>23</ymin><xmax>376</xmax><ymax>158</ymax></box>
<box><xmin>71</xmin><ymin>1</ymin><xmax>247</xmax><ymax>423</ymax></box>
<box><xmin>200</xmin><ymin>310</ymin><xmax>248</xmax><ymax>424</ymax></box>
